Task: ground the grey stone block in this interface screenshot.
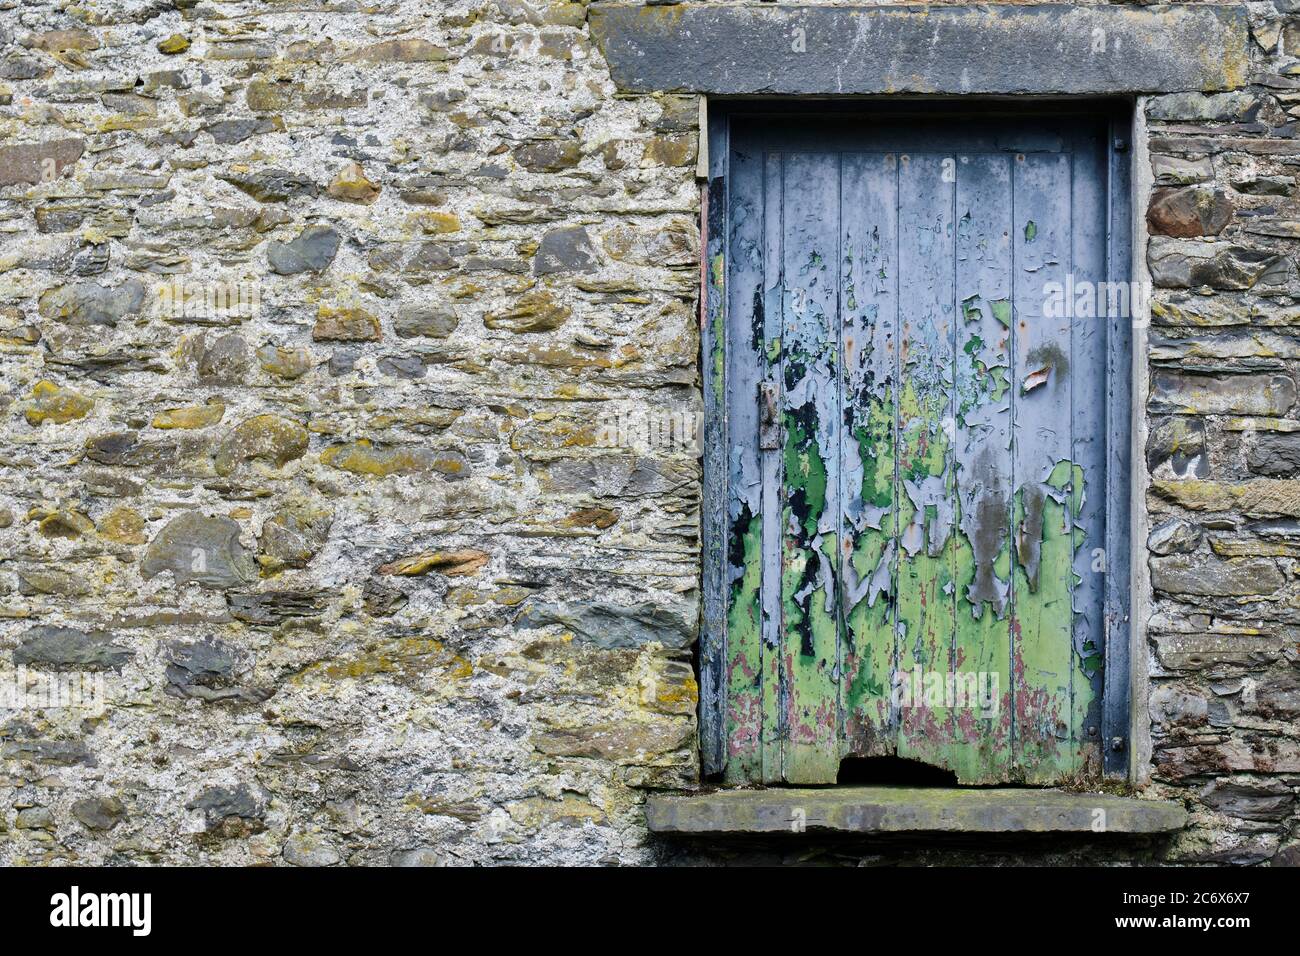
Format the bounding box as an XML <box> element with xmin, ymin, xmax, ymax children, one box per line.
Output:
<box><xmin>591</xmin><ymin>4</ymin><xmax>1250</xmax><ymax>95</ymax></box>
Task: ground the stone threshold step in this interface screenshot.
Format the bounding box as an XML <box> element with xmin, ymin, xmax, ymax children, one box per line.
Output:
<box><xmin>646</xmin><ymin>786</ymin><xmax>1188</xmax><ymax>836</ymax></box>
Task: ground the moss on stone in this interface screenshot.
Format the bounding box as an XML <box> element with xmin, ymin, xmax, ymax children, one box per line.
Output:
<box><xmin>23</xmin><ymin>381</ymin><xmax>93</xmax><ymax>425</ymax></box>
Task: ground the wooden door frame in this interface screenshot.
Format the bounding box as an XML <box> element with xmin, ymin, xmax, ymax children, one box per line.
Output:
<box><xmin>698</xmin><ymin>99</ymin><xmax>1137</xmax><ymax>782</ymax></box>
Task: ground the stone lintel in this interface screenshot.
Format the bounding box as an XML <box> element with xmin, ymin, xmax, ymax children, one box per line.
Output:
<box><xmin>645</xmin><ymin>786</ymin><xmax>1189</xmax><ymax>835</ymax></box>
<box><xmin>590</xmin><ymin>4</ymin><xmax>1250</xmax><ymax>96</ymax></box>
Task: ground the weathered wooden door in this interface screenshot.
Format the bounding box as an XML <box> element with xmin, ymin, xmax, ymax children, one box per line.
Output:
<box><xmin>703</xmin><ymin>110</ymin><xmax>1131</xmax><ymax>785</ymax></box>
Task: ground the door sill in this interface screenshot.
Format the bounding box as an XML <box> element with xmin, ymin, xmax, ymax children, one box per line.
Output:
<box><xmin>645</xmin><ymin>786</ymin><xmax>1186</xmax><ymax>836</ymax></box>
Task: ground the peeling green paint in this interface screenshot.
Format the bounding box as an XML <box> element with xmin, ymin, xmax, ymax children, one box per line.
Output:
<box><xmin>1011</xmin><ymin>478</ymin><xmax>1074</xmax><ymax>782</ymax></box>
<box><xmin>783</xmin><ymin>410</ymin><xmax>827</xmax><ymax>540</ymax></box>
<box><xmin>724</xmin><ymin>506</ymin><xmax>763</xmax><ymax>784</ymax></box>
<box><xmin>990</xmin><ymin>299</ymin><xmax>1012</xmax><ymax>327</ymax></box>
<box><xmin>842</xmin><ymin>395</ymin><xmax>897</xmax><ymax>756</ymax></box>
<box><xmin>721</xmin><ymin>129</ymin><xmax>1111</xmax><ymax>787</ymax></box>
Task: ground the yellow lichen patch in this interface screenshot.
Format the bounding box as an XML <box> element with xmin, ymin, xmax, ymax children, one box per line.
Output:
<box><xmin>320</xmin><ymin>439</ymin><xmax>465</xmax><ymax>477</ymax></box>
<box><xmin>0</xmin><ymin>303</ymin><xmax>39</xmax><ymax>342</ymax></box>
<box><xmin>37</xmin><ymin>509</ymin><xmax>95</xmax><ymax>539</ymax></box>
<box><xmin>647</xmin><ymin>672</ymin><xmax>699</xmax><ymax>714</ymax></box>
<box><xmin>404</xmin><ymin>793</ymin><xmax>483</xmax><ymax>821</ymax></box>
<box><xmin>641</xmin><ymin>133</ymin><xmax>696</xmax><ymax>167</ymax></box>
<box><xmin>1211</xmin><ymin>537</ymin><xmax>1300</xmax><ymax>558</ymax></box>
<box><xmin>98</xmin><ymin>115</ymin><xmax>164</xmax><ymax>133</ymax></box>
<box><xmin>98</xmin><ymin>506</ymin><xmax>147</xmax><ymax>545</ymax></box>
<box><xmin>294</xmin><ymin>637</ymin><xmax>472</xmax><ymax>685</ymax></box>
<box><xmin>365</xmin><ymin>408</ymin><xmax>463</xmax><ymax>431</ymax></box>
<box><xmin>500</xmin><ymin>345</ymin><xmax>611</xmax><ymax>369</ymax></box>
<box><xmin>321</xmin><ymin>654</ymin><xmax>397</xmax><ymax>680</ymax></box>
<box><xmin>327</xmin><ymin>162</ymin><xmax>381</xmax><ymax>204</ymax></box>
<box><xmin>157</xmin><ymin>34</ymin><xmax>190</xmax><ymax>54</ymax></box>
<box><xmin>558</xmin><ymin>507</ymin><xmax>619</xmax><ymax>529</ymax></box>
<box><xmin>258</xmin><ymin>345</ymin><xmax>314</xmax><ymax>379</ymax></box>
<box><xmin>152</xmin><ymin>400</ymin><xmax>225</xmax><ymax>430</ymax></box>
<box><xmin>31</xmin><ymin>29</ymin><xmax>100</xmax><ymax>53</ymax></box>
<box><xmin>484</xmin><ymin>290</ymin><xmax>571</xmax><ymax>334</ymax></box>
<box><xmin>446</xmin><ymin>584</ymin><xmax>532</xmax><ymax>607</ymax></box>
<box><xmin>409</xmin><ymin>211</ymin><xmax>461</xmax><ymax>234</ymax></box>
<box><xmin>313</xmin><ymin>305</ymin><xmax>380</xmax><ymax>342</ymax></box>
<box><xmin>510</xmin><ymin>417</ymin><xmax>602</xmax><ymax>452</ymax></box>
<box><xmin>214</xmin><ymin>414</ymin><xmax>310</xmax><ymax>476</ymax></box>
<box><xmin>444</xmin><ymin>278</ymin><xmax>485</xmax><ymax>299</ymax></box>
<box><xmin>378</xmin><ymin>549</ymin><xmax>489</xmax><ymax>577</ymax></box>
<box><xmin>627</xmin><ymin>650</ymin><xmax>699</xmax><ymax>716</ymax></box>
<box><xmin>343</xmin><ymin>38</ymin><xmax>449</xmax><ymax>63</ymax></box>
<box><xmin>1223</xmin><ymin>417</ymin><xmax>1300</xmax><ymax>433</ymax></box>
<box><xmin>1154</xmin><ymin>478</ymin><xmax>1300</xmax><ymax>516</ymax></box>
<box><xmin>505</xmin><ymin>794</ymin><xmax>605</xmax><ymax>828</ymax></box>
<box><xmin>22</xmin><ymin>381</ymin><xmax>93</xmax><ymax>425</ymax></box>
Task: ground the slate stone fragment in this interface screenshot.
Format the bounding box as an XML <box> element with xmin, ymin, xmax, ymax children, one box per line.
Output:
<box><xmin>268</xmin><ymin>225</ymin><xmax>341</xmax><ymax>275</ymax></box>
<box><xmin>515</xmin><ymin>600</ymin><xmax>694</xmax><ymax>649</ymax></box>
<box><xmin>141</xmin><ymin>513</ymin><xmax>257</xmax><ymax>589</ymax></box>
<box><xmin>13</xmin><ymin>626</ymin><xmax>134</xmax><ymax>671</ymax></box>
<box><xmin>533</xmin><ymin>226</ymin><xmax>599</xmax><ymax>275</ymax></box>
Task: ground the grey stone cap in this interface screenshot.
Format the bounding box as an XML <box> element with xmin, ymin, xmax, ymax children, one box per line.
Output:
<box><xmin>590</xmin><ymin>4</ymin><xmax>1250</xmax><ymax>96</ymax></box>
<box><xmin>646</xmin><ymin>786</ymin><xmax>1189</xmax><ymax>835</ymax></box>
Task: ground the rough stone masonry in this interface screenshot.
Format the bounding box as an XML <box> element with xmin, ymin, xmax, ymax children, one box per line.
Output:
<box><xmin>0</xmin><ymin>0</ymin><xmax>1297</xmax><ymax>866</ymax></box>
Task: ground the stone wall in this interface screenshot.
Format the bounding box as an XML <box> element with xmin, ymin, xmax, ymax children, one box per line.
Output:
<box><xmin>1143</xmin><ymin>19</ymin><xmax>1300</xmax><ymax>863</ymax></box>
<box><xmin>0</xmin><ymin>0</ymin><xmax>701</xmax><ymax>866</ymax></box>
<box><xmin>0</xmin><ymin>0</ymin><xmax>1295</xmax><ymax>866</ymax></box>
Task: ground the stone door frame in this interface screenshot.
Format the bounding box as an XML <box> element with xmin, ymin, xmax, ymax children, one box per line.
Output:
<box><xmin>586</xmin><ymin>3</ymin><xmax>1256</xmax><ymax>786</ymax></box>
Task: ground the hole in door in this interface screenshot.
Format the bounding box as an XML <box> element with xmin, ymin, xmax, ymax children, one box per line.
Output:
<box><xmin>837</xmin><ymin>756</ymin><xmax>960</xmax><ymax>787</ymax></box>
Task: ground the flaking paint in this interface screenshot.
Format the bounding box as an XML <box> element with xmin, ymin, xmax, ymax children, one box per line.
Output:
<box><xmin>719</xmin><ymin>116</ymin><xmax>1112</xmax><ymax>785</ymax></box>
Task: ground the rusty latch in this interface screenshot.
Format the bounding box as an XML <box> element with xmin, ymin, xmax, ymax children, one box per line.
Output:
<box><xmin>759</xmin><ymin>382</ymin><xmax>780</xmax><ymax>450</ymax></box>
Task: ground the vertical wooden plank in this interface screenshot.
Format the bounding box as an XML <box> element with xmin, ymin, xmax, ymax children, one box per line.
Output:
<box><xmin>779</xmin><ymin>151</ymin><xmax>841</xmax><ymax>783</ymax></box>
<box><xmin>1069</xmin><ymin>124</ymin><xmax>1110</xmax><ymax>779</ymax></box>
<box><xmin>949</xmin><ymin>153</ymin><xmax>1015</xmax><ymax>783</ymax></box>
<box><xmin>894</xmin><ymin>152</ymin><xmax>958</xmax><ymax>770</ymax></box>
<box><xmin>699</xmin><ymin>114</ymin><xmax>729</xmax><ymax>777</ymax></box>
<box><xmin>1011</xmin><ymin>150</ymin><xmax>1075</xmax><ymax>783</ymax></box>
<box><xmin>714</xmin><ymin>111</ymin><xmax>1127</xmax><ymax>787</ymax></box>
<box><xmin>1103</xmin><ymin>113</ymin><xmax>1134</xmax><ymax>777</ymax></box>
<box><xmin>760</xmin><ymin>151</ymin><xmax>785</xmax><ymax>782</ymax></box>
<box><xmin>839</xmin><ymin>152</ymin><xmax>899</xmax><ymax>760</ymax></box>
<box><xmin>721</xmin><ymin>138</ymin><xmax>765</xmax><ymax>783</ymax></box>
